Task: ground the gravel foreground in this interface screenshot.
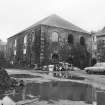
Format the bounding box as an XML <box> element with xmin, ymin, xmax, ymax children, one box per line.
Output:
<box><xmin>6</xmin><ymin>69</ymin><xmax>105</xmax><ymax>105</ymax></box>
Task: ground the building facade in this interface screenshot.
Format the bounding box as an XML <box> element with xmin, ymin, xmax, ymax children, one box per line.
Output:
<box><xmin>7</xmin><ymin>15</ymin><xmax>91</xmax><ymax>68</ymax></box>
<box><xmin>92</xmin><ymin>27</ymin><xmax>105</xmax><ymax>62</ymax></box>
<box><xmin>0</xmin><ymin>40</ymin><xmax>6</xmax><ymax>52</ymax></box>
<box><xmin>0</xmin><ymin>39</ymin><xmax>7</xmax><ymax>67</ymax></box>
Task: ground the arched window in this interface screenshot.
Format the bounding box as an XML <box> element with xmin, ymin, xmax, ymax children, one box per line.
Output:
<box><xmin>31</xmin><ymin>31</ymin><xmax>35</xmax><ymax>42</ymax></box>
<box><xmin>68</xmin><ymin>34</ymin><xmax>74</xmax><ymax>44</ymax></box>
<box><xmin>23</xmin><ymin>35</ymin><xmax>27</xmax><ymax>55</ymax></box>
<box><xmin>14</xmin><ymin>39</ymin><xmax>17</xmax><ymax>47</ymax></box>
<box><xmin>80</xmin><ymin>36</ymin><xmax>85</xmax><ymax>45</ymax></box>
<box><xmin>51</xmin><ymin>32</ymin><xmax>58</xmax><ymax>42</ymax></box>
<box><xmin>24</xmin><ymin>35</ymin><xmax>27</xmax><ymax>45</ymax></box>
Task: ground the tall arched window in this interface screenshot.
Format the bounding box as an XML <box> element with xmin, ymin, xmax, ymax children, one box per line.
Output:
<box><xmin>68</xmin><ymin>34</ymin><xmax>74</xmax><ymax>44</ymax></box>
<box><xmin>51</xmin><ymin>32</ymin><xmax>58</xmax><ymax>42</ymax></box>
<box><xmin>14</xmin><ymin>39</ymin><xmax>17</xmax><ymax>47</ymax></box>
<box><xmin>23</xmin><ymin>35</ymin><xmax>27</xmax><ymax>55</ymax></box>
<box><xmin>80</xmin><ymin>36</ymin><xmax>85</xmax><ymax>45</ymax></box>
<box><xmin>31</xmin><ymin>31</ymin><xmax>35</xmax><ymax>42</ymax></box>
<box><xmin>24</xmin><ymin>35</ymin><xmax>27</xmax><ymax>45</ymax></box>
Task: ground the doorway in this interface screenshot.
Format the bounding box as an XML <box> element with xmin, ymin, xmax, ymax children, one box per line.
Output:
<box><xmin>52</xmin><ymin>53</ymin><xmax>59</xmax><ymax>63</ymax></box>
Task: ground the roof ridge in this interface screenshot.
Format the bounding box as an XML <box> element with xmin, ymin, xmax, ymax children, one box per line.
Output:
<box><xmin>9</xmin><ymin>14</ymin><xmax>89</xmax><ymax>38</ymax></box>
<box><xmin>25</xmin><ymin>14</ymin><xmax>88</xmax><ymax>33</ymax></box>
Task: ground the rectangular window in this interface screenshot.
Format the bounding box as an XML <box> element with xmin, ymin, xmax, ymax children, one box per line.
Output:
<box><xmin>14</xmin><ymin>39</ymin><xmax>17</xmax><ymax>47</ymax></box>
<box><xmin>23</xmin><ymin>48</ymin><xmax>26</xmax><ymax>54</ymax></box>
<box><xmin>24</xmin><ymin>35</ymin><xmax>27</xmax><ymax>46</ymax></box>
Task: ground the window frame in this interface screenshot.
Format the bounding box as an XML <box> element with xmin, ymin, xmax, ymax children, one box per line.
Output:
<box><xmin>51</xmin><ymin>31</ymin><xmax>59</xmax><ymax>42</ymax></box>
<box><xmin>80</xmin><ymin>36</ymin><xmax>85</xmax><ymax>46</ymax></box>
<box><xmin>68</xmin><ymin>34</ymin><xmax>74</xmax><ymax>44</ymax></box>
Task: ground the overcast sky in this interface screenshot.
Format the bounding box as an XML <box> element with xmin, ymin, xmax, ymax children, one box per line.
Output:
<box><xmin>0</xmin><ymin>0</ymin><xmax>105</xmax><ymax>41</ymax></box>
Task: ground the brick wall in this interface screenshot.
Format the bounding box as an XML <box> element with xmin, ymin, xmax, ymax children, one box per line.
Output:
<box><xmin>7</xmin><ymin>24</ymin><xmax>90</xmax><ymax>68</ymax></box>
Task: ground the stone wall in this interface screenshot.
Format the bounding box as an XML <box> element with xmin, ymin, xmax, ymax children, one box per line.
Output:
<box><xmin>7</xmin><ymin>25</ymin><xmax>41</xmax><ymax>67</ymax></box>
<box><xmin>41</xmin><ymin>25</ymin><xmax>90</xmax><ymax>66</ymax></box>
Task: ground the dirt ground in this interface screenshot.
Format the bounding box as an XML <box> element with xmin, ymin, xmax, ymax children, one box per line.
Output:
<box><xmin>25</xmin><ymin>100</ymin><xmax>92</xmax><ymax>105</ymax></box>
<box><xmin>6</xmin><ymin>69</ymin><xmax>105</xmax><ymax>105</ymax></box>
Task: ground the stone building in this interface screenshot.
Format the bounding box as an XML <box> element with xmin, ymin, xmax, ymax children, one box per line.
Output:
<box><xmin>0</xmin><ymin>39</ymin><xmax>7</xmax><ymax>58</ymax></box>
<box><xmin>0</xmin><ymin>40</ymin><xmax>6</xmax><ymax>52</ymax></box>
<box><xmin>0</xmin><ymin>39</ymin><xmax>7</xmax><ymax>66</ymax></box>
<box><xmin>92</xmin><ymin>27</ymin><xmax>105</xmax><ymax>62</ymax></box>
<box><xmin>7</xmin><ymin>14</ymin><xmax>90</xmax><ymax>67</ymax></box>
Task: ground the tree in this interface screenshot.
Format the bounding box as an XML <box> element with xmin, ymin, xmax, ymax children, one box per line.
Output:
<box><xmin>0</xmin><ymin>51</ymin><xmax>7</xmax><ymax>67</ymax></box>
<box><xmin>68</xmin><ymin>43</ymin><xmax>90</xmax><ymax>69</ymax></box>
<box><xmin>59</xmin><ymin>42</ymin><xmax>90</xmax><ymax>69</ymax></box>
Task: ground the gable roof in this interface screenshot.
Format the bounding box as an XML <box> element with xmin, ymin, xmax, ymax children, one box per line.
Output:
<box><xmin>24</xmin><ymin>14</ymin><xmax>88</xmax><ymax>34</ymax></box>
<box><xmin>8</xmin><ymin>14</ymin><xmax>89</xmax><ymax>39</ymax></box>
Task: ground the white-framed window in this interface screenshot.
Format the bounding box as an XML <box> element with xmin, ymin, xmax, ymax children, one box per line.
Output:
<box><xmin>51</xmin><ymin>32</ymin><xmax>59</xmax><ymax>42</ymax></box>
<box><xmin>24</xmin><ymin>35</ymin><xmax>27</xmax><ymax>46</ymax></box>
<box><xmin>14</xmin><ymin>39</ymin><xmax>17</xmax><ymax>47</ymax></box>
<box><xmin>14</xmin><ymin>50</ymin><xmax>16</xmax><ymax>55</ymax></box>
<box><xmin>94</xmin><ymin>36</ymin><xmax>97</xmax><ymax>42</ymax></box>
<box><xmin>23</xmin><ymin>48</ymin><xmax>26</xmax><ymax>54</ymax></box>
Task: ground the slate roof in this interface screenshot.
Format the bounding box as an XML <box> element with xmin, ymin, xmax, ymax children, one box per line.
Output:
<box><xmin>24</xmin><ymin>14</ymin><xmax>88</xmax><ymax>33</ymax></box>
<box><xmin>8</xmin><ymin>14</ymin><xmax>89</xmax><ymax>39</ymax></box>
